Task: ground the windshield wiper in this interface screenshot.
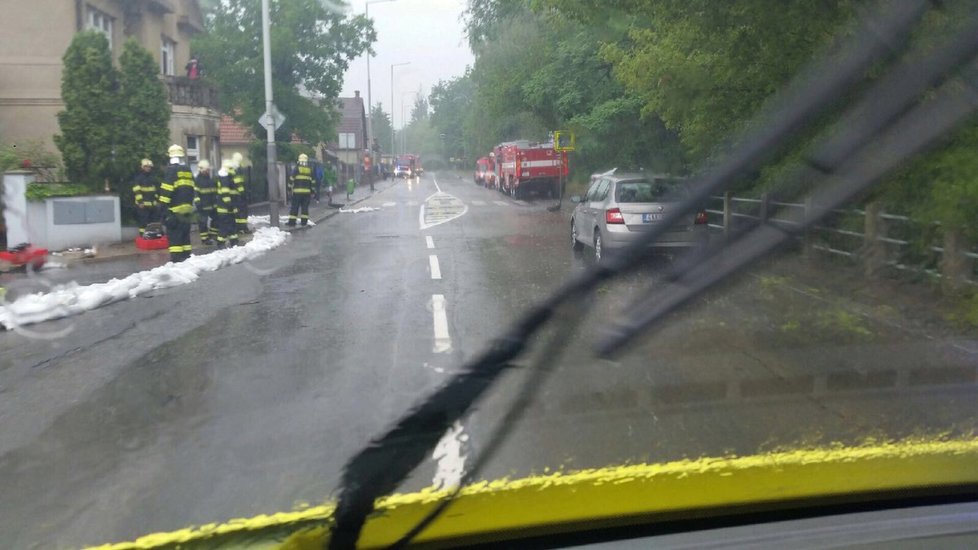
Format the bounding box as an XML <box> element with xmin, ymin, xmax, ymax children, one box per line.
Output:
<box><xmin>326</xmin><ymin>1</ymin><xmax>969</xmax><ymax>547</ymax></box>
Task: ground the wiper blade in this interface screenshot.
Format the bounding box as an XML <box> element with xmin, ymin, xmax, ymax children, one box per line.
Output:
<box><xmin>327</xmin><ymin>2</ymin><xmax>933</xmax><ymax>547</ymax></box>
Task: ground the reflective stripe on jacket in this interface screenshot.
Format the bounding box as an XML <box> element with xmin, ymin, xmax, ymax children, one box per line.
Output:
<box><xmin>159</xmin><ymin>164</ymin><xmax>196</xmax><ymax>215</ymax></box>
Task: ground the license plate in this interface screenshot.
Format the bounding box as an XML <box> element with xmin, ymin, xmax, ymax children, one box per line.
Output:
<box><xmin>642</xmin><ymin>213</ymin><xmax>662</xmax><ymax>223</ymax></box>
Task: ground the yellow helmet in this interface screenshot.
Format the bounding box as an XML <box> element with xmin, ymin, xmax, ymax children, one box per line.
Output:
<box><xmin>168</xmin><ymin>144</ymin><xmax>185</xmax><ymax>157</ymax></box>
<box><xmin>298</xmin><ymin>153</ymin><xmax>309</xmax><ymax>163</ymax></box>
<box><xmin>140</xmin><ymin>158</ymin><xmax>153</xmax><ymax>168</ymax></box>
<box><xmin>222</xmin><ymin>159</ymin><xmax>234</xmax><ymax>170</ymax></box>
<box><xmin>198</xmin><ymin>159</ymin><xmax>211</xmax><ymax>170</ymax></box>
<box><xmin>231</xmin><ymin>152</ymin><xmax>244</xmax><ymax>167</ymax></box>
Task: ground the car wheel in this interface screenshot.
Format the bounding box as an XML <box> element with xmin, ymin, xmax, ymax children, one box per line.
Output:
<box><xmin>571</xmin><ymin>220</ymin><xmax>583</xmax><ymax>251</ymax></box>
<box><xmin>594</xmin><ymin>229</ymin><xmax>603</xmax><ymax>262</ymax></box>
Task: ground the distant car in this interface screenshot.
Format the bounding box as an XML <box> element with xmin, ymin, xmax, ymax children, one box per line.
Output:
<box><xmin>394</xmin><ymin>165</ymin><xmax>412</xmax><ymax>178</ymax></box>
<box><xmin>570</xmin><ymin>172</ymin><xmax>708</xmax><ymax>261</ymax></box>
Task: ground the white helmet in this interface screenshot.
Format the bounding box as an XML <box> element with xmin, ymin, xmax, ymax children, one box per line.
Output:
<box><xmin>231</xmin><ymin>152</ymin><xmax>244</xmax><ymax>168</ymax></box>
<box><xmin>167</xmin><ymin>144</ymin><xmax>185</xmax><ymax>157</ymax></box>
<box><xmin>298</xmin><ymin>153</ymin><xmax>309</xmax><ymax>163</ymax></box>
<box><xmin>198</xmin><ymin>159</ymin><xmax>211</xmax><ymax>171</ymax></box>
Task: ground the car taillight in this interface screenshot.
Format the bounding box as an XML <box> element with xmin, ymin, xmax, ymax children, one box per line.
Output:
<box><xmin>606</xmin><ymin>208</ymin><xmax>625</xmax><ymax>224</ymax></box>
<box><xmin>695</xmin><ymin>211</ymin><xmax>708</xmax><ymax>225</ymax></box>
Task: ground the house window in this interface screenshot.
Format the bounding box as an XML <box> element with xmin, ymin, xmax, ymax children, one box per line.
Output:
<box><xmin>161</xmin><ymin>38</ymin><xmax>176</xmax><ymax>76</ymax></box>
<box><xmin>338</xmin><ymin>132</ymin><xmax>356</xmax><ymax>149</ymax></box>
<box><xmin>86</xmin><ymin>6</ymin><xmax>113</xmax><ymax>49</ymax></box>
<box><xmin>186</xmin><ymin>135</ymin><xmax>200</xmax><ymax>170</ymax></box>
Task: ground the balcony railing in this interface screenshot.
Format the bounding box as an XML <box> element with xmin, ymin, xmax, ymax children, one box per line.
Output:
<box><xmin>164</xmin><ymin>76</ymin><xmax>219</xmax><ymax>110</ymax></box>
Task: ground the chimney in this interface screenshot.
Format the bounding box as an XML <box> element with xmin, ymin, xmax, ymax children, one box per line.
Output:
<box><xmin>354</xmin><ymin>90</ymin><xmax>360</xmax><ymax>98</ymax></box>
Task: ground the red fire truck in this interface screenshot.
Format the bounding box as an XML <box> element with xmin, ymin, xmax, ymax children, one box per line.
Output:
<box><xmin>493</xmin><ymin>140</ymin><xmax>567</xmax><ymax>199</ymax></box>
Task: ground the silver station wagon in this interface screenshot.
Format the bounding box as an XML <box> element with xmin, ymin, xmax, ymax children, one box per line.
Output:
<box><xmin>571</xmin><ymin>172</ymin><xmax>708</xmax><ymax>260</ymax></box>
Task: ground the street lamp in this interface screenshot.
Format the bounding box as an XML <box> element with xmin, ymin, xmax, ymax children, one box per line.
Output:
<box><xmin>390</xmin><ymin>61</ymin><xmax>410</xmax><ymax>156</ymax></box>
<box><xmin>365</xmin><ymin>0</ymin><xmax>396</xmax><ymax>154</ymax></box>
<box><xmin>260</xmin><ymin>0</ymin><xmax>279</xmax><ymax>226</ymax></box>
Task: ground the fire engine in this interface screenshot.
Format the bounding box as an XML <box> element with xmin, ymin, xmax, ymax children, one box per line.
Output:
<box><xmin>492</xmin><ymin>140</ymin><xmax>567</xmax><ymax>199</ymax></box>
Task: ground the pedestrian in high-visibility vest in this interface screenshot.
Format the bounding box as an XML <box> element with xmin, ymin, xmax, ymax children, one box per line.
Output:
<box><xmin>215</xmin><ymin>160</ymin><xmax>239</xmax><ymax>248</ymax></box>
<box><xmin>194</xmin><ymin>160</ymin><xmax>217</xmax><ymax>245</ymax></box>
<box><xmin>346</xmin><ymin>176</ymin><xmax>356</xmax><ymax>201</ymax></box>
<box><xmin>130</xmin><ymin>158</ymin><xmax>158</xmax><ymax>236</ymax></box>
<box><xmin>159</xmin><ymin>144</ymin><xmax>196</xmax><ymax>262</ymax></box>
<box><xmin>288</xmin><ymin>154</ymin><xmax>314</xmax><ymax>227</ymax></box>
<box><xmin>231</xmin><ymin>152</ymin><xmax>249</xmax><ymax>234</ymax></box>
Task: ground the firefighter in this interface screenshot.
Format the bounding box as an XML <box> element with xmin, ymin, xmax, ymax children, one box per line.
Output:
<box><xmin>194</xmin><ymin>159</ymin><xmax>217</xmax><ymax>245</ymax></box>
<box><xmin>231</xmin><ymin>152</ymin><xmax>249</xmax><ymax>234</ymax></box>
<box><xmin>215</xmin><ymin>159</ymin><xmax>239</xmax><ymax>248</ymax></box>
<box><xmin>131</xmin><ymin>158</ymin><xmax>158</xmax><ymax>236</ymax></box>
<box><xmin>159</xmin><ymin>144</ymin><xmax>196</xmax><ymax>262</ymax></box>
<box><xmin>288</xmin><ymin>153</ymin><xmax>314</xmax><ymax>227</ymax></box>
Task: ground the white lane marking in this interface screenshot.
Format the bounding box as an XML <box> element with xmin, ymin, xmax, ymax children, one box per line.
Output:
<box><xmin>426</xmin><ymin>236</ymin><xmax>435</xmax><ymax>249</ymax></box>
<box><xmin>432</xmin><ymin>294</ymin><xmax>451</xmax><ymax>353</ymax></box>
<box><xmin>382</xmin><ymin>201</ymin><xmax>396</xmax><ymax>207</ymax></box>
<box><xmin>432</xmin><ymin>420</ymin><xmax>468</xmax><ymax>489</ymax></box>
<box><xmin>420</xmin><ymin>191</ymin><xmax>469</xmax><ymax>230</ymax></box>
<box><xmin>433</xmin><ymin>174</ymin><xmax>442</xmax><ymax>193</ymax></box>
<box><xmin>471</xmin><ymin>200</ymin><xmax>486</xmax><ymax>206</ymax></box>
<box><xmin>514</xmin><ymin>200</ymin><xmax>528</xmax><ymax>205</ymax></box>
<box><xmin>429</xmin><ymin>255</ymin><xmax>442</xmax><ymax>280</ymax></box>
<box><xmin>493</xmin><ymin>200</ymin><xmax>509</xmax><ymax>206</ymax></box>
<box><xmin>407</xmin><ymin>200</ymin><xmax>419</xmax><ymax>206</ymax></box>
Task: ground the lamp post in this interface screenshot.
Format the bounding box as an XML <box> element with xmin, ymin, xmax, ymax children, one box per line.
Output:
<box><xmin>390</xmin><ymin>62</ymin><xmax>410</xmax><ymax>156</ymax></box>
<box><xmin>260</xmin><ymin>0</ymin><xmax>279</xmax><ymax>226</ymax></box>
<box><xmin>365</xmin><ymin>0</ymin><xmax>395</xmax><ymax>155</ymax></box>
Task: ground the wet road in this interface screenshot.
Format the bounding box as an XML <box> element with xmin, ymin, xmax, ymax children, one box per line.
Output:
<box><xmin>0</xmin><ymin>172</ymin><xmax>976</xmax><ymax>548</ymax></box>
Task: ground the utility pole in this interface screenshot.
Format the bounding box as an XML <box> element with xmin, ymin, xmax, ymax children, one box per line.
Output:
<box><xmin>390</xmin><ymin>61</ymin><xmax>410</xmax><ymax>156</ymax></box>
<box><xmin>261</xmin><ymin>0</ymin><xmax>279</xmax><ymax>226</ymax></box>
<box><xmin>365</xmin><ymin>0</ymin><xmax>395</xmax><ymax>159</ymax></box>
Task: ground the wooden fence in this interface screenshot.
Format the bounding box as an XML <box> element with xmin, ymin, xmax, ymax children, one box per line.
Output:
<box><xmin>704</xmin><ymin>192</ymin><xmax>978</xmax><ymax>291</ymax></box>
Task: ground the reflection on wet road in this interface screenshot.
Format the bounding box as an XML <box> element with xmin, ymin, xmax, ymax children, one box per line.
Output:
<box><xmin>0</xmin><ymin>172</ymin><xmax>975</xmax><ymax>548</ymax></box>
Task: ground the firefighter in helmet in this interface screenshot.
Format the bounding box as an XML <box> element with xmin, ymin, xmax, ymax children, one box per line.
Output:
<box><xmin>288</xmin><ymin>153</ymin><xmax>314</xmax><ymax>227</ymax></box>
<box><xmin>215</xmin><ymin>159</ymin><xmax>239</xmax><ymax>248</ymax></box>
<box><xmin>131</xmin><ymin>158</ymin><xmax>158</xmax><ymax>236</ymax></box>
<box><xmin>159</xmin><ymin>144</ymin><xmax>197</xmax><ymax>262</ymax></box>
<box><xmin>230</xmin><ymin>152</ymin><xmax>249</xmax><ymax>234</ymax></box>
<box><xmin>194</xmin><ymin>159</ymin><xmax>217</xmax><ymax>245</ymax></box>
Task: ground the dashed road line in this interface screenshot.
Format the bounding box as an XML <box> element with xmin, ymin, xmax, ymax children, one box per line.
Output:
<box><xmin>429</xmin><ymin>255</ymin><xmax>442</xmax><ymax>280</ymax></box>
<box><xmin>471</xmin><ymin>200</ymin><xmax>486</xmax><ymax>206</ymax></box>
<box><xmin>432</xmin><ymin>294</ymin><xmax>451</xmax><ymax>353</ymax></box>
<box><xmin>493</xmin><ymin>200</ymin><xmax>509</xmax><ymax>207</ymax></box>
<box><xmin>426</xmin><ymin>236</ymin><xmax>435</xmax><ymax>249</ymax></box>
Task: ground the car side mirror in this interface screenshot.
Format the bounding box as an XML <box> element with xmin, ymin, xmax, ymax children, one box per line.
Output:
<box><xmin>570</xmin><ymin>195</ymin><xmax>583</xmax><ymax>203</ymax></box>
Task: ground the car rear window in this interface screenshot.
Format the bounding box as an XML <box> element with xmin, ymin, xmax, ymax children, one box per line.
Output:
<box><xmin>615</xmin><ymin>179</ymin><xmax>688</xmax><ymax>203</ymax></box>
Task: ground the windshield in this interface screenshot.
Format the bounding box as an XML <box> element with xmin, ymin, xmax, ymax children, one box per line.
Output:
<box><xmin>614</xmin><ymin>179</ymin><xmax>688</xmax><ymax>202</ymax></box>
<box><xmin>1</xmin><ymin>1</ymin><xmax>977</xmax><ymax>549</ymax></box>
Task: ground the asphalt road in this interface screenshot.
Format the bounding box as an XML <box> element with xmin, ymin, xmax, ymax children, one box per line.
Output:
<box><xmin>0</xmin><ymin>172</ymin><xmax>976</xmax><ymax>549</ymax></box>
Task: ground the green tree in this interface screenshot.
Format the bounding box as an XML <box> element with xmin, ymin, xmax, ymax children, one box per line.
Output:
<box><xmin>115</xmin><ymin>39</ymin><xmax>170</xmax><ymax>183</ymax></box>
<box><xmin>370</xmin><ymin>103</ymin><xmax>393</xmax><ymax>154</ymax></box>
<box><xmin>193</xmin><ymin>0</ymin><xmax>374</xmax><ymax>154</ymax></box>
<box><xmin>54</xmin><ymin>31</ymin><xmax>118</xmax><ymax>190</ymax></box>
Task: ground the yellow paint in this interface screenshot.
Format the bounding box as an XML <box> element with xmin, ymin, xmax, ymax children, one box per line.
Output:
<box><xmin>87</xmin><ymin>437</ymin><xmax>978</xmax><ymax>549</ymax></box>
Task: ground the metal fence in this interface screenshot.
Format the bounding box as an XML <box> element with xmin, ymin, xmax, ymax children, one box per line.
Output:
<box><xmin>705</xmin><ymin>193</ymin><xmax>978</xmax><ymax>289</ymax></box>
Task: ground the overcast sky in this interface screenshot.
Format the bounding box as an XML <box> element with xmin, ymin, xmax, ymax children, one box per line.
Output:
<box><xmin>339</xmin><ymin>0</ymin><xmax>474</xmax><ymax>128</ymax></box>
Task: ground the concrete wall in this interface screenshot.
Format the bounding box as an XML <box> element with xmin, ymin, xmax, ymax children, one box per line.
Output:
<box><xmin>3</xmin><ymin>171</ymin><xmax>122</xmax><ymax>250</ymax></box>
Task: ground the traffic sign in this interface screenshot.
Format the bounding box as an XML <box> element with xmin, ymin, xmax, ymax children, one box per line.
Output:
<box><xmin>553</xmin><ymin>131</ymin><xmax>575</xmax><ymax>151</ymax></box>
<box><xmin>260</xmin><ymin>103</ymin><xmax>285</xmax><ymax>131</ymax></box>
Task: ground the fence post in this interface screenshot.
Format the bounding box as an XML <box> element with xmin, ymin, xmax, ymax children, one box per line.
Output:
<box><xmin>723</xmin><ymin>191</ymin><xmax>733</xmax><ymax>236</ymax></box>
<box><xmin>803</xmin><ymin>195</ymin><xmax>816</xmax><ymax>260</ymax></box>
<box><xmin>863</xmin><ymin>201</ymin><xmax>887</xmax><ymax>278</ymax></box>
<box><xmin>940</xmin><ymin>228</ymin><xmax>972</xmax><ymax>293</ymax></box>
